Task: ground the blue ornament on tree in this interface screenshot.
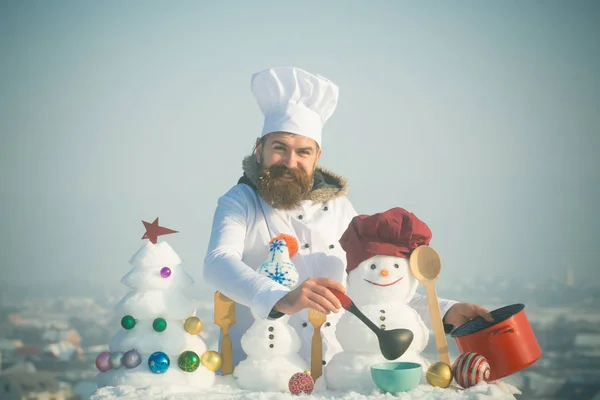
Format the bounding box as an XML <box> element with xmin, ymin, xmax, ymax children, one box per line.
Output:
<box><xmin>148</xmin><ymin>351</ymin><xmax>170</xmax><ymax>374</ymax></box>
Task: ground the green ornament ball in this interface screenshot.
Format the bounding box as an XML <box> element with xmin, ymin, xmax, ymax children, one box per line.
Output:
<box><xmin>121</xmin><ymin>315</ymin><xmax>136</xmax><ymax>330</ymax></box>
<box><xmin>178</xmin><ymin>351</ymin><xmax>200</xmax><ymax>372</ymax></box>
<box><xmin>153</xmin><ymin>317</ymin><xmax>167</xmax><ymax>332</ymax></box>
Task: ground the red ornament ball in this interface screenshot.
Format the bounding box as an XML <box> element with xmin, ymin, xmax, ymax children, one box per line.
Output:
<box><xmin>288</xmin><ymin>370</ymin><xmax>314</xmax><ymax>395</ymax></box>
<box><xmin>452</xmin><ymin>352</ymin><xmax>491</xmax><ymax>388</ymax></box>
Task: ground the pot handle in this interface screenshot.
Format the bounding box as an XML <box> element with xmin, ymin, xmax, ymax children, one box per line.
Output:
<box><xmin>488</xmin><ymin>325</ymin><xmax>514</xmax><ymax>342</ymax></box>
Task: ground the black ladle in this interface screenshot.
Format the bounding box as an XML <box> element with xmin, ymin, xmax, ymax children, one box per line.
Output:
<box><xmin>330</xmin><ymin>289</ymin><xmax>414</xmax><ymax>360</ymax></box>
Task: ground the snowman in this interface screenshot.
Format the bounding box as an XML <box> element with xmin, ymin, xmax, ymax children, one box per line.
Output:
<box><xmin>324</xmin><ymin>207</ymin><xmax>432</xmax><ymax>392</ymax></box>
<box><xmin>233</xmin><ymin>234</ymin><xmax>309</xmax><ymax>391</ymax></box>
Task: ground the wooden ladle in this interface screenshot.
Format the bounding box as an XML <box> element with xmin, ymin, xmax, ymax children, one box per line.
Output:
<box><xmin>409</xmin><ymin>245</ymin><xmax>451</xmax><ymax>366</ymax></box>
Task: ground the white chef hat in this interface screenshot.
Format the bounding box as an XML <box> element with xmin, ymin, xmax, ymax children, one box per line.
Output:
<box><xmin>250</xmin><ymin>66</ymin><xmax>339</xmax><ymax>148</ymax></box>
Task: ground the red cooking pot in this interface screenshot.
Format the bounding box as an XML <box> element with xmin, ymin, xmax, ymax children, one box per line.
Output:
<box><xmin>450</xmin><ymin>303</ymin><xmax>541</xmax><ymax>381</ymax></box>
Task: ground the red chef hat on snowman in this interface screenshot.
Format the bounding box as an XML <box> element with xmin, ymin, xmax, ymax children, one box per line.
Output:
<box><xmin>339</xmin><ymin>207</ymin><xmax>432</xmax><ymax>274</ymax></box>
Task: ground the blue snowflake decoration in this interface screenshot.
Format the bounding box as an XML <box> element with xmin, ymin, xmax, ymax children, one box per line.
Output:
<box><xmin>259</xmin><ymin>238</ymin><xmax>299</xmax><ymax>288</ymax></box>
<box><xmin>258</xmin><ymin>261</ymin><xmax>299</xmax><ymax>288</ymax></box>
<box><xmin>268</xmin><ymin>240</ymin><xmax>286</xmax><ymax>261</ymax></box>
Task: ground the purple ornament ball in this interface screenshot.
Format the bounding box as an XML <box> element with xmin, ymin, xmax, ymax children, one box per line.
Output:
<box><xmin>122</xmin><ymin>349</ymin><xmax>142</xmax><ymax>368</ymax></box>
<box><xmin>160</xmin><ymin>267</ymin><xmax>172</xmax><ymax>278</ymax></box>
<box><xmin>95</xmin><ymin>351</ymin><xmax>111</xmax><ymax>372</ymax></box>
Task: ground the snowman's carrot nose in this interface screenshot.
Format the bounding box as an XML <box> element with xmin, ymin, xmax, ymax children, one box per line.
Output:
<box><xmin>380</xmin><ymin>269</ymin><xmax>389</xmax><ymax>277</ymax></box>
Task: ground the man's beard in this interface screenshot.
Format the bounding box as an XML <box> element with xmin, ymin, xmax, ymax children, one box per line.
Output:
<box><xmin>256</xmin><ymin>164</ymin><xmax>314</xmax><ymax>210</ymax></box>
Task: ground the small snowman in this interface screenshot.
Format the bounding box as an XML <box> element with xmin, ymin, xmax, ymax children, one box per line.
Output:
<box><xmin>324</xmin><ymin>207</ymin><xmax>432</xmax><ymax>392</ymax></box>
<box><xmin>233</xmin><ymin>234</ymin><xmax>309</xmax><ymax>391</ymax></box>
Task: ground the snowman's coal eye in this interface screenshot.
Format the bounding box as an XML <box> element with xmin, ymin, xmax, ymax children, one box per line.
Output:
<box><xmin>370</xmin><ymin>264</ymin><xmax>376</xmax><ymax>270</ymax></box>
<box><xmin>394</xmin><ymin>264</ymin><xmax>399</xmax><ymax>268</ymax></box>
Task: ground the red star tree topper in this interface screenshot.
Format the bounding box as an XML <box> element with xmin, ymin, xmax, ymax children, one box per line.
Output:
<box><xmin>141</xmin><ymin>218</ymin><xmax>178</xmax><ymax>244</ymax></box>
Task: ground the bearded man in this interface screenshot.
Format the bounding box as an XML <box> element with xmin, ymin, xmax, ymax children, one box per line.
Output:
<box><xmin>203</xmin><ymin>66</ymin><xmax>492</xmax><ymax>369</ymax></box>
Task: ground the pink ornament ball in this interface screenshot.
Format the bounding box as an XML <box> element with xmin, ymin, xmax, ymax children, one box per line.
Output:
<box><xmin>288</xmin><ymin>371</ymin><xmax>314</xmax><ymax>395</ymax></box>
<box><xmin>95</xmin><ymin>351</ymin><xmax>112</xmax><ymax>372</ymax></box>
<box><xmin>452</xmin><ymin>352</ymin><xmax>491</xmax><ymax>388</ymax></box>
<box><xmin>160</xmin><ymin>267</ymin><xmax>171</xmax><ymax>278</ymax></box>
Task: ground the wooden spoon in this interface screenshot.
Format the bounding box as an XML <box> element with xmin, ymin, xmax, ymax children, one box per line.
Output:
<box><xmin>409</xmin><ymin>245</ymin><xmax>450</xmax><ymax>365</ymax></box>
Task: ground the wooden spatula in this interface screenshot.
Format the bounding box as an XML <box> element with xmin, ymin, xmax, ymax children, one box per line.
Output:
<box><xmin>214</xmin><ymin>291</ymin><xmax>236</xmax><ymax>375</ymax></box>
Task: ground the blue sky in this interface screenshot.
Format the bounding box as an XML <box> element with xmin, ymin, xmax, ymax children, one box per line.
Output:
<box><xmin>1</xmin><ymin>1</ymin><xmax>598</xmax><ymax>300</ymax></box>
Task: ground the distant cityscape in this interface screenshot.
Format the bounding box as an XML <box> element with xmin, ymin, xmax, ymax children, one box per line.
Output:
<box><xmin>0</xmin><ymin>266</ymin><xmax>599</xmax><ymax>400</ymax></box>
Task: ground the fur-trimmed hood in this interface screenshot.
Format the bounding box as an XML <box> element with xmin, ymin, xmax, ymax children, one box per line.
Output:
<box><xmin>237</xmin><ymin>155</ymin><xmax>349</xmax><ymax>203</ymax></box>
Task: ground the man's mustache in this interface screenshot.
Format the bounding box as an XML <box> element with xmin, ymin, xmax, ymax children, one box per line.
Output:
<box><xmin>266</xmin><ymin>165</ymin><xmax>305</xmax><ymax>181</ymax></box>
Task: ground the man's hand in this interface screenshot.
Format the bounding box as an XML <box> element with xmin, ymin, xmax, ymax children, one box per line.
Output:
<box><xmin>443</xmin><ymin>303</ymin><xmax>494</xmax><ymax>328</ymax></box>
<box><xmin>274</xmin><ymin>277</ymin><xmax>346</xmax><ymax>315</ymax></box>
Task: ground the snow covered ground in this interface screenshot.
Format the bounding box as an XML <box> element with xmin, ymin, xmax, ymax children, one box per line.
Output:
<box><xmin>91</xmin><ymin>374</ymin><xmax>521</xmax><ymax>400</ymax></box>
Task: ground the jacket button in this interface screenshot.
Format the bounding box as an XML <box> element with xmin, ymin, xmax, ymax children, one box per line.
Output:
<box><xmin>298</xmin><ymin>214</ymin><xmax>303</xmax><ymax>220</ymax></box>
<box><xmin>325</xmin><ymin>322</ymin><xmax>331</xmax><ymax>327</ymax></box>
<box><xmin>303</xmin><ymin>243</ymin><xmax>310</xmax><ymax>249</ymax></box>
<box><xmin>322</xmin><ymin>360</ymin><xmax>327</xmax><ymax>365</ymax></box>
<box><xmin>323</xmin><ymin>206</ymin><xmax>329</xmax><ymax>211</ymax></box>
<box><xmin>302</xmin><ymin>322</ymin><xmax>308</xmax><ymax>327</ymax></box>
<box><xmin>380</xmin><ymin>324</ymin><xmax>386</xmax><ymax>330</ymax></box>
<box><xmin>329</xmin><ymin>244</ymin><xmax>334</xmax><ymax>249</ymax></box>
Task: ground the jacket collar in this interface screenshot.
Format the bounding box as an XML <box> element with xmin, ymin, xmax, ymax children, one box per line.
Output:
<box><xmin>237</xmin><ymin>155</ymin><xmax>349</xmax><ymax>203</ymax></box>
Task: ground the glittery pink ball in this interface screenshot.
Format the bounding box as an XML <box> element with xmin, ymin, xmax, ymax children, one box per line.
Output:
<box><xmin>160</xmin><ymin>267</ymin><xmax>171</xmax><ymax>278</ymax></box>
<box><xmin>95</xmin><ymin>351</ymin><xmax>112</xmax><ymax>372</ymax></box>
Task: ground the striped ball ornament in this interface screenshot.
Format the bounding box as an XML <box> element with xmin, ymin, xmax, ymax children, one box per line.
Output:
<box><xmin>452</xmin><ymin>352</ymin><xmax>491</xmax><ymax>388</ymax></box>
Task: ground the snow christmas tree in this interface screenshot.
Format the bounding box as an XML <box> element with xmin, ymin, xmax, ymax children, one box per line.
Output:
<box><xmin>94</xmin><ymin>218</ymin><xmax>220</xmax><ymax>390</ymax></box>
